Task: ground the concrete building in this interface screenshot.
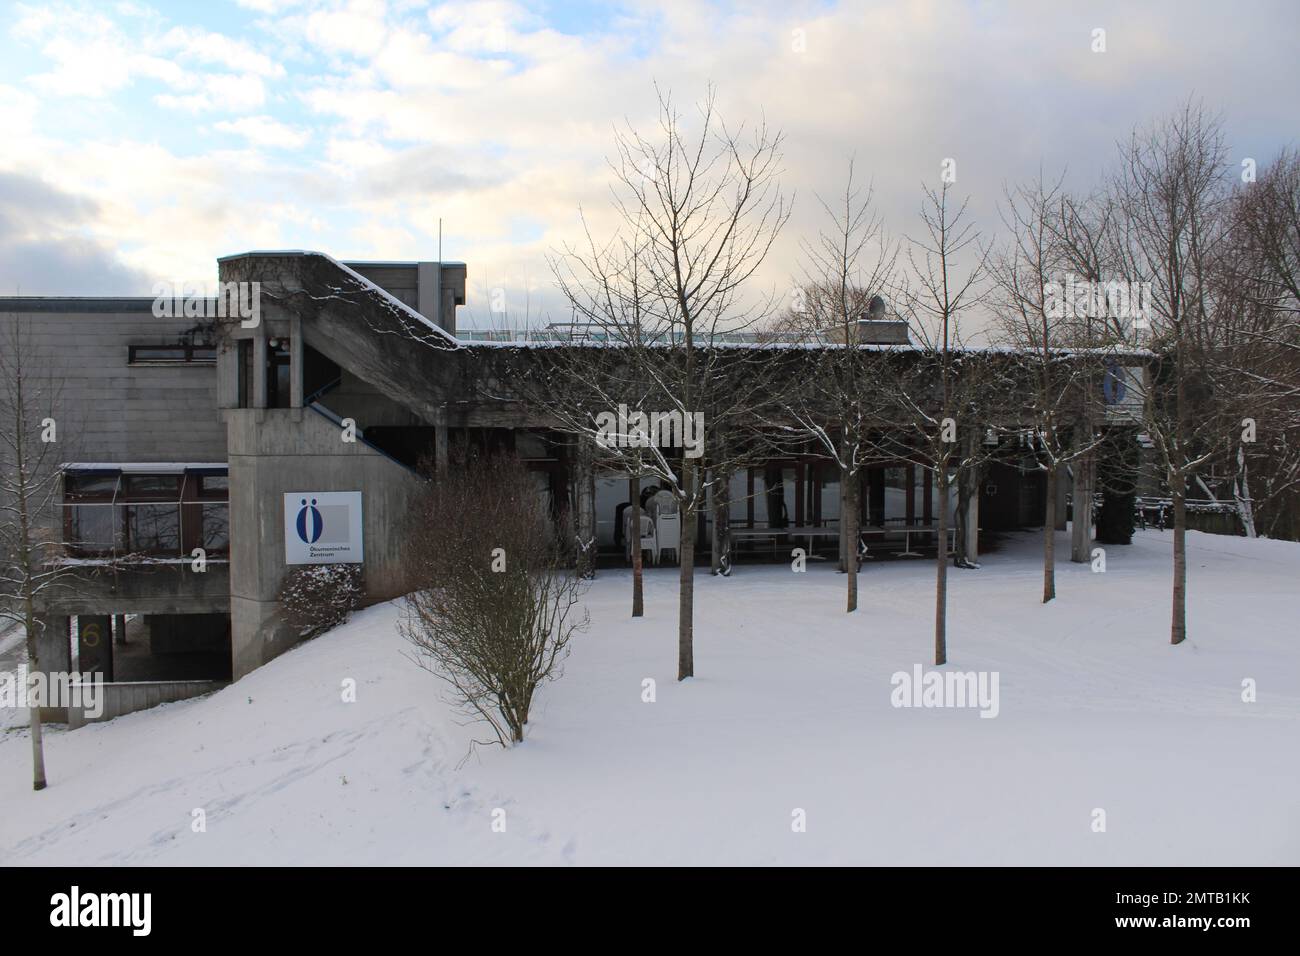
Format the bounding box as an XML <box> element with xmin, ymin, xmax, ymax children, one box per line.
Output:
<box><xmin>3</xmin><ymin>250</ymin><xmax>1132</xmax><ymax>723</ymax></box>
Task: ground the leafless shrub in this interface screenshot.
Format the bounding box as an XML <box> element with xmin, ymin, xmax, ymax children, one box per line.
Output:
<box><xmin>400</xmin><ymin>451</ymin><xmax>588</xmax><ymax>749</ymax></box>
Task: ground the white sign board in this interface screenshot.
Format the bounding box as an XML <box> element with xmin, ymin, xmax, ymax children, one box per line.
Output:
<box><xmin>284</xmin><ymin>492</ymin><xmax>364</xmax><ymax>564</ymax></box>
<box><xmin>1102</xmin><ymin>362</ymin><xmax>1145</xmax><ymax>423</ymax></box>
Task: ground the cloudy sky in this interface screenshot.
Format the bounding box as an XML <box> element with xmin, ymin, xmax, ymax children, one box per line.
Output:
<box><xmin>0</xmin><ymin>0</ymin><xmax>1296</xmax><ymax>330</ymax></box>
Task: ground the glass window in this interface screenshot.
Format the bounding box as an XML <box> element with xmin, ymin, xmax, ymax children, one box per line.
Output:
<box><xmin>124</xmin><ymin>475</ymin><xmax>181</xmax><ymax>500</ymax></box>
<box><xmin>200</xmin><ymin>504</ymin><xmax>229</xmax><ymax>553</ymax></box>
<box><xmin>124</xmin><ymin>503</ymin><xmax>180</xmax><ymax>554</ymax></box>
<box><xmin>65</xmin><ymin>472</ymin><xmax>119</xmax><ymax>500</ymax></box>
<box><xmin>727</xmin><ymin>470</ymin><xmax>748</xmax><ymax>524</ymax></box>
<box><xmin>883</xmin><ymin>466</ymin><xmax>908</xmax><ymax>523</ymax></box>
<box><xmin>268</xmin><ymin>345</ymin><xmax>291</xmax><ymax>409</ymax></box>
<box><xmin>197</xmin><ymin>475</ymin><xmax>229</xmax><ymax>498</ymax></box>
<box><xmin>820</xmin><ymin>469</ymin><xmax>841</xmax><ymax>524</ymax></box>
<box><xmin>68</xmin><ymin>505</ymin><xmax>119</xmax><ymax>553</ymax></box>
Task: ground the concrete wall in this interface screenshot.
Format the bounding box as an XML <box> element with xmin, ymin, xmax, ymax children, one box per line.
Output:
<box><xmin>0</xmin><ymin>303</ymin><xmax>227</xmax><ymax>463</ymax></box>
<box><xmin>42</xmin><ymin>678</ymin><xmax>226</xmax><ymax>725</ymax></box>
<box><xmin>38</xmin><ymin>563</ymin><xmax>229</xmax><ymax>616</ymax></box>
<box><xmin>225</xmin><ymin>406</ymin><xmax>425</xmax><ymax>677</ymax></box>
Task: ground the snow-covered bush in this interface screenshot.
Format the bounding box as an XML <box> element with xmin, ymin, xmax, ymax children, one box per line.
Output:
<box><xmin>277</xmin><ymin>565</ymin><xmax>363</xmax><ymax>638</ymax></box>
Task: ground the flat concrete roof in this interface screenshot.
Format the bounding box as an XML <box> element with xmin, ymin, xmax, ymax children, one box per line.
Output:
<box><xmin>0</xmin><ymin>297</ymin><xmax>181</xmax><ymax>313</ymax></box>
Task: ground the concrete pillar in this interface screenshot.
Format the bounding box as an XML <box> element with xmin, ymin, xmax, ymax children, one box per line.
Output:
<box><xmin>252</xmin><ymin>334</ymin><xmax>268</xmax><ymax>409</ymax></box>
<box><xmin>1071</xmin><ymin>449</ymin><xmax>1095</xmax><ymax>563</ymax></box>
<box><xmin>289</xmin><ymin>315</ymin><xmax>304</xmax><ymax>409</ymax></box>
<box><xmin>418</xmin><ymin>262</ymin><xmax>442</xmax><ymax>330</ymax></box>
<box><xmin>964</xmin><ymin>480</ymin><xmax>980</xmax><ymax>564</ymax></box>
<box><xmin>34</xmin><ymin>614</ymin><xmax>70</xmax><ymax>673</ymax></box>
<box><xmin>34</xmin><ymin>614</ymin><xmax>71</xmax><ymax>725</ymax></box>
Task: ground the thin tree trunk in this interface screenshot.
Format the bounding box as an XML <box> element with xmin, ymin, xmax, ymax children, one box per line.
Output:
<box><xmin>1235</xmin><ymin>446</ymin><xmax>1258</xmax><ymax>539</ymax></box>
<box><xmin>25</xmin><ymin>615</ymin><xmax>47</xmax><ymax>790</ymax></box>
<box><xmin>845</xmin><ymin>467</ymin><xmax>858</xmax><ymax>612</ymax></box>
<box><xmin>629</xmin><ymin>475</ymin><xmax>643</xmax><ymax>617</ymax></box>
<box><xmin>935</xmin><ymin>464</ymin><xmax>949</xmax><ymax>665</ymax></box>
<box><xmin>1171</xmin><ymin>339</ymin><xmax>1188</xmax><ymax>646</ymax></box>
<box><xmin>711</xmin><ymin>466</ymin><xmax>730</xmax><ymax>575</ymax></box>
<box><xmin>573</xmin><ymin>443</ymin><xmax>596</xmax><ymax>579</ymax></box>
<box><xmin>1171</xmin><ymin>468</ymin><xmax>1187</xmax><ymax>645</ymax></box>
<box><xmin>838</xmin><ymin>471</ymin><xmax>849</xmax><ymax>573</ymax></box>
<box><xmin>13</xmin><ymin>358</ymin><xmax>47</xmax><ymax>790</ymax></box>
<box><xmin>677</xmin><ymin>461</ymin><xmax>695</xmax><ymax>680</ymax></box>
<box><xmin>1043</xmin><ymin>464</ymin><xmax>1057</xmax><ymax>603</ymax></box>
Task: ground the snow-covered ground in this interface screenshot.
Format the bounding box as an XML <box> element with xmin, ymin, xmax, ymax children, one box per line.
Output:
<box><xmin>2</xmin><ymin>528</ymin><xmax>1298</xmax><ymax>865</ymax></box>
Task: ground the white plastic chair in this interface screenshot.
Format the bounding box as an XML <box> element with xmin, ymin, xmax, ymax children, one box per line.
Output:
<box><xmin>656</xmin><ymin>512</ymin><xmax>680</xmax><ymax>564</ymax></box>
<box><xmin>626</xmin><ymin>512</ymin><xmax>659</xmax><ymax>565</ymax></box>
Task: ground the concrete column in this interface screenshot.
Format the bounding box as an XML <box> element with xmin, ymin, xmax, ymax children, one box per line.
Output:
<box><xmin>289</xmin><ymin>315</ymin><xmax>303</xmax><ymax>409</ymax></box>
<box><xmin>34</xmin><ymin>614</ymin><xmax>71</xmax><ymax>673</ymax></box>
<box><xmin>252</xmin><ymin>334</ymin><xmax>268</xmax><ymax>409</ymax></box>
<box><xmin>1071</xmin><ymin>449</ymin><xmax>1095</xmax><ymax>563</ymax></box>
<box><xmin>417</xmin><ymin>262</ymin><xmax>440</xmax><ymax>328</ymax></box>
<box><xmin>34</xmin><ymin>614</ymin><xmax>71</xmax><ymax>725</ymax></box>
<box><xmin>964</xmin><ymin>479</ymin><xmax>980</xmax><ymax>564</ymax></box>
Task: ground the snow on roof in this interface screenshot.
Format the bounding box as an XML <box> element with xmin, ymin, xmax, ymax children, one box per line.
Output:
<box><xmin>218</xmin><ymin>250</ymin><xmax>461</xmax><ymax>347</ymax></box>
<box><xmin>460</xmin><ymin>337</ymin><xmax>1155</xmax><ymax>359</ymax></box>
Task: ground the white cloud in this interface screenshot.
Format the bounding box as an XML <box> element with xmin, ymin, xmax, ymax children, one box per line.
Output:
<box><xmin>214</xmin><ymin>115</ymin><xmax>312</xmax><ymax>149</ymax></box>
<box><xmin>157</xmin><ymin>74</ymin><xmax>267</xmax><ymax>113</ymax></box>
<box><xmin>305</xmin><ymin>0</ymin><xmax>390</xmax><ymax>57</ymax></box>
<box><xmin>3</xmin><ymin>0</ymin><xmax>1298</xmax><ymax>321</ymax></box>
<box><xmin>157</xmin><ymin>26</ymin><xmax>286</xmax><ymax>78</ymax></box>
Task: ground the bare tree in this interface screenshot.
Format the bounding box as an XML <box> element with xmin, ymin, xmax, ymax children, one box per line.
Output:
<box><xmin>1220</xmin><ymin>149</ymin><xmax>1300</xmax><ymax>538</ymax></box>
<box><xmin>885</xmin><ymin>182</ymin><xmax>993</xmax><ymax>665</ymax></box>
<box><xmin>781</xmin><ymin>160</ymin><xmax>898</xmax><ymax>612</ymax></box>
<box><xmin>991</xmin><ymin>174</ymin><xmax>1115</xmax><ymax>602</ymax></box>
<box><xmin>400</xmin><ymin>451</ymin><xmax>588</xmax><ymax>750</ymax></box>
<box><xmin>539</xmin><ymin>86</ymin><xmax>790</xmax><ymax>680</ymax></box>
<box><xmin>1107</xmin><ymin>102</ymin><xmax>1240</xmax><ymax>644</ymax></box>
<box><xmin>0</xmin><ymin>315</ymin><xmax>69</xmax><ymax>790</ymax></box>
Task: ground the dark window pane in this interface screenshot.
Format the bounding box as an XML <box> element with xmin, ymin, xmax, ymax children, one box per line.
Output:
<box><xmin>133</xmin><ymin>347</ymin><xmax>188</xmax><ymax>361</ymax></box>
<box><xmin>68</xmin><ymin>505</ymin><xmax>118</xmax><ymax>553</ymax></box>
<box><xmin>201</xmin><ymin>504</ymin><xmax>229</xmax><ymax>553</ymax></box>
<box><xmin>124</xmin><ymin>475</ymin><xmax>181</xmax><ymax>499</ymax></box>
<box><xmin>198</xmin><ymin>475</ymin><xmax>229</xmax><ymax>498</ymax></box>
<box><xmin>124</xmin><ymin>503</ymin><xmax>180</xmax><ymax>554</ymax></box>
<box><xmin>238</xmin><ymin>340</ymin><xmax>253</xmax><ymax>408</ymax></box>
<box><xmin>65</xmin><ymin>473</ymin><xmax>119</xmax><ymax>499</ymax></box>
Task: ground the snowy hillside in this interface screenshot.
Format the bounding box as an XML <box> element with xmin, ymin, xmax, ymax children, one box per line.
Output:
<box><xmin>2</xmin><ymin>528</ymin><xmax>1298</xmax><ymax>865</ymax></box>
